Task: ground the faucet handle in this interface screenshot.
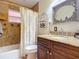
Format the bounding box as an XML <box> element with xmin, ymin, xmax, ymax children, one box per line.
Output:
<box><xmin>49</xmin><ymin>31</ymin><xmax>52</xmax><ymax>35</ymax></box>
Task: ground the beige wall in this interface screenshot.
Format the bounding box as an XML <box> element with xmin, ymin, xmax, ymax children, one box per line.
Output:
<box><xmin>39</xmin><ymin>0</ymin><xmax>53</xmax><ymax>15</ymax></box>
<box><xmin>39</xmin><ymin>0</ymin><xmax>54</xmax><ymax>34</ymax></box>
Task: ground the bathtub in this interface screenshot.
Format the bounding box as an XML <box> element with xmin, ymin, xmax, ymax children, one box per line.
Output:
<box><xmin>0</xmin><ymin>44</ymin><xmax>20</xmax><ymax>59</ymax></box>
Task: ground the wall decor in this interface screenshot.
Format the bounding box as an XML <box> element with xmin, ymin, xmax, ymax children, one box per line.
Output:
<box><xmin>53</xmin><ymin>0</ymin><xmax>78</xmax><ymax>24</ymax></box>
<box><xmin>54</xmin><ymin>26</ymin><xmax>57</xmax><ymax>32</ymax></box>
<box><xmin>39</xmin><ymin>13</ymin><xmax>48</xmax><ymax>28</ymax></box>
<box><xmin>40</xmin><ymin>21</ymin><xmax>46</xmax><ymax>28</ymax></box>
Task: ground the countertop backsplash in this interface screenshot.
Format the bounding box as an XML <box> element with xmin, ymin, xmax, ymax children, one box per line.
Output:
<box><xmin>50</xmin><ymin>31</ymin><xmax>75</xmax><ymax>37</ymax></box>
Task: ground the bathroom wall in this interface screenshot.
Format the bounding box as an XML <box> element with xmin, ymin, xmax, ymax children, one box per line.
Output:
<box><xmin>39</xmin><ymin>0</ymin><xmax>51</xmax><ymax>34</ymax></box>
<box><xmin>39</xmin><ymin>0</ymin><xmax>79</xmax><ymax>34</ymax></box>
<box><xmin>39</xmin><ymin>0</ymin><xmax>54</xmax><ymax>15</ymax></box>
<box><xmin>39</xmin><ymin>0</ymin><xmax>66</xmax><ymax>34</ymax></box>
<box><xmin>52</xmin><ymin>22</ymin><xmax>79</xmax><ymax>32</ymax></box>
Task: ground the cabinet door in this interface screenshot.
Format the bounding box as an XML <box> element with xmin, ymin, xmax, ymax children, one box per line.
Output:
<box><xmin>0</xmin><ymin>1</ymin><xmax>8</xmax><ymax>20</ymax></box>
<box><xmin>50</xmin><ymin>51</ymin><xmax>54</xmax><ymax>59</ymax></box>
<box><xmin>38</xmin><ymin>45</ymin><xmax>50</xmax><ymax>59</ymax></box>
<box><xmin>52</xmin><ymin>42</ymin><xmax>79</xmax><ymax>59</ymax></box>
<box><xmin>53</xmin><ymin>51</ymin><xmax>68</xmax><ymax>59</ymax></box>
<box><xmin>52</xmin><ymin>42</ymin><xmax>68</xmax><ymax>59</ymax></box>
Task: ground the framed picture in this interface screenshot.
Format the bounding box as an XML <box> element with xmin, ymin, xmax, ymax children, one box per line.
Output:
<box><xmin>39</xmin><ymin>13</ymin><xmax>48</xmax><ymax>28</ymax></box>
<box><xmin>40</xmin><ymin>21</ymin><xmax>46</xmax><ymax>28</ymax></box>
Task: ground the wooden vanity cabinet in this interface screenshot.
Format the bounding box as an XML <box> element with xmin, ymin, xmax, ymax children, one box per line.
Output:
<box><xmin>37</xmin><ymin>37</ymin><xmax>51</xmax><ymax>59</ymax></box>
<box><xmin>52</xmin><ymin>42</ymin><xmax>68</xmax><ymax>59</ymax></box>
<box><xmin>37</xmin><ymin>37</ymin><xmax>79</xmax><ymax>59</ymax></box>
<box><xmin>38</xmin><ymin>45</ymin><xmax>50</xmax><ymax>59</ymax></box>
<box><xmin>52</xmin><ymin>41</ymin><xmax>79</xmax><ymax>59</ymax></box>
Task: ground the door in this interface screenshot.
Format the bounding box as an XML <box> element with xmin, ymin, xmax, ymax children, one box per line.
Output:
<box><xmin>38</xmin><ymin>45</ymin><xmax>50</xmax><ymax>59</ymax></box>
<box><xmin>52</xmin><ymin>43</ymin><xmax>68</xmax><ymax>59</ymax></box>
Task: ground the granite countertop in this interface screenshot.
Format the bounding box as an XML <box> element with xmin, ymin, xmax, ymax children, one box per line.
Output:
<box><xmin>38</xmin><ymin>35</ymin><xmax>79</xmax><ymax>47</ymax></box>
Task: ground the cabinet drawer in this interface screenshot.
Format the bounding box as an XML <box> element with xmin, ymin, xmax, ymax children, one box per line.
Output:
<box><xmin>52</xmin><ymin>41</ymin><xmax>79</xmax><ymax>59</ymax></box>
<box><xmin>38</xmin><ymin>37</ymin><xmax>51</xmax><ymax>48</ymax></box>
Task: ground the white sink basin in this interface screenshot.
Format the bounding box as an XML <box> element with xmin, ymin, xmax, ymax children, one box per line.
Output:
<box><xmin>39</xmin><ymin>35</ymin><xmax>69</xmax><ymax>40</ymax></box>
<box><xmin>51</xmin><ymin>36</ymin><xmax>69</xmax><ymax>40</ymax></box>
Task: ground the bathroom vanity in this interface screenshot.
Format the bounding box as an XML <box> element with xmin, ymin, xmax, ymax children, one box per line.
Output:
<box><xmin>37</xmin><ymin>35</ymin><xmax>79</xmax><ymax>59</ymax></box>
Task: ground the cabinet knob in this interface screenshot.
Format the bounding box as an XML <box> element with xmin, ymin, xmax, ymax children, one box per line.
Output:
<box><xmin>47</xmin><ymin>51</ymin><xmax>49</xmax><ymax>54</ymax></box>
<box><xmin>49</xmin><ymin>53</ymin><xmax>52</xmax><ymax>55</ymax></box>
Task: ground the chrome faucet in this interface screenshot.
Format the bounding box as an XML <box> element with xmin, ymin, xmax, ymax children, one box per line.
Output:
<box><xmin>61</xmin><ymin>28</ymin><xmax>64</xmax><ymax>37</ymax></box>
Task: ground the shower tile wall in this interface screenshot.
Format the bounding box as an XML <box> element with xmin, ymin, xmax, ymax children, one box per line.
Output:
<box><xmin>0</xmin><ymin>21</ymin><xmax>20</xmax><ymax>47</ymax></box>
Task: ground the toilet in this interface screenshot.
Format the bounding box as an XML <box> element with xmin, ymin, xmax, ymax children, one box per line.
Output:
<box><xmin>25</xmin><ymin>45</ymin><xmax>37</xmax><ymax>59</ymax></box>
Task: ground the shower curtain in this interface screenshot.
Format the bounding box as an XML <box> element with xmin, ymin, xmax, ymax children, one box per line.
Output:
<box><xmin>20</xmin><ymin>7</ymin><xmax>38</xmax><ymax>57</ymax></box>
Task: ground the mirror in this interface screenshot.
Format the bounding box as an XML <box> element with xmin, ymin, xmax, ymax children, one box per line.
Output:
<box><xmin>53</xmin><ymin>0</ymin><xmax>78</xmax><ymax>24</ymax></box>
<box><xmin>55</xmin><ymin>5</ymin><xmax>75</xmax><ymax>21</ymax></box>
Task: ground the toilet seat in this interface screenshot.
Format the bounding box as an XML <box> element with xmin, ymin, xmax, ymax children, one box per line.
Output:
<box><xmin>25</xmin><ymin>45</ymin><xmax>37</xmax><ymax>54</ymax></box>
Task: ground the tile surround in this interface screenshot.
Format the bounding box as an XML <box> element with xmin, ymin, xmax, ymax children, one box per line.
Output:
<box><xmin>50</xmin><ymin>31</ymin><xmax>75</xmax><ymax>37</ymax></box>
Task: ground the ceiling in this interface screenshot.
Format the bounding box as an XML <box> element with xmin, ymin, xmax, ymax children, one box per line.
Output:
<box><xmin>4</xmin><ymin>0</ymin><xmax>39</xmax><ymax>8</ymax></box>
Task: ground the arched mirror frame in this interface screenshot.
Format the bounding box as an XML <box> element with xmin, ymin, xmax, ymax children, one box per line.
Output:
<box><xmin>53</xmin><ymin>0</ymin><xmax>78</xmax><ymax>24</ymax></box>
